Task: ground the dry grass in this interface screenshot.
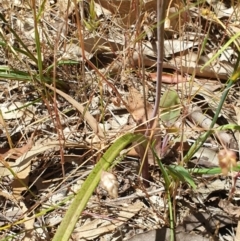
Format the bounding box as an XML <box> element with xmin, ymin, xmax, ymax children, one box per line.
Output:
<box><xmin>0</xmin><ymin>0</ymin><xmax>240</xmax><ymax>240</ymax></box>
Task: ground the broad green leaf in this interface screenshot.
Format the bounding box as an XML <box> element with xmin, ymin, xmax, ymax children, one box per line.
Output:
<box><xmin>160</xmin><ymin>89</ymin><xmax>180</xmax><ymax>125</ymax></box>
<box><xmin>167</xmin><ymin>165</ymin><xmax>196</xmax><ymax>189</ymax></box>
<box><xmin>52</xmin><ymin>133</ymin><xmax>145</xmax><ymax>241</ymax></box>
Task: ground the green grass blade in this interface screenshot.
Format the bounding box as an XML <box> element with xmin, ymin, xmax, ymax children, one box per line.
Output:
<box><xmin>0</xmin><ymin>66</ymin><xmax>68</xmax><ymax>89</ymax></box>
<box><xmin>190</xmin><ymin>165</ymin><xmax>240</xmax><ymax>175</ymax></box>
<box><xmin>0</xmin><ymin>41</ymin><xmax>37</xmax><ymax>60</ymax></box>
<box><xmin>52</xmin><ymin>133</ymin><xmax>145</xmax><ymax>241</ymax></box>
<box><xmin>166</xmin><ymin>165</ymin><xmax>196</xmax><ymax>189</ymax></box>
<box><xmin>151</xmin><ymin>147</ymin><xmax>171</xmax><ymax>189</ymax></box>
<box><xmin>0</xmin><ymin>13</ymin><xmax>37</xmax><ymax>63</ymax></box>
<box><xmin>201</xmin><ymin>31</ymin><xmax>240</xmax><ymax>72</ymax></box>
<box><xmin>183</xmin><ymin>80</ymin><xmax>232</xmax><ymax>162</ymax></box>
<box><xmin>0</xmin><ymin>67</ymin><xmax>33</xmax><ymax>81</ymax></box>
<box><xmin>32</xmin><ymin>4</ymin><xmax>43</xmax><ymax>82</ymax></box>
<box><xmin>216</xmin><ymin>124</ymin><xmax>240</xmax><ymax>131</ymax></box>
<box><xmin>46</xmin><ymin>60</ymin><xmax>79</xmax><ymax>74</ymax></box>
<box><xmin>37</xmin><ymin>0</ymin><xmax>47</xmax><ymax>21</ymax></box>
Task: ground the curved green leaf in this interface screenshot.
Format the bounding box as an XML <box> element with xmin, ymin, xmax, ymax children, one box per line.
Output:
<box><xmin>160</xmin><ymin>89</ymin><xmax>180</xmax><ymax>125</ymax></box>
<box><xmin>167</xmin><ymin>165</ymin><xmax>196</xmax><ymax>189</ymax></box>
<box><xmin>52</xmin><ymin>133</ymin><xmax>145</xmax><ymax>241</ymax></box>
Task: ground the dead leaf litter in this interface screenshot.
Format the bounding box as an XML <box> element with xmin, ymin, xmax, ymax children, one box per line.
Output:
<box><xmin>0</xmin><ymin>0</ymin><xmax>240</xmax><ymax>240</ymax></box>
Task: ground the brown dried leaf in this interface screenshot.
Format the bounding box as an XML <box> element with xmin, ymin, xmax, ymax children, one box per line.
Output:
<box><xmin>149</xmin><ymin>72</ymin><xmax>187</xmax><ymax>84</ymax></box>
<box><xmin>20</xmin><ymin>200</ymin><xmax>35</xmax><ymax>240</ymax></box>
<box><xmin>46</xmin><ymin>84</ymin><xmax>104</xmax><ymax>139</ymax></box>
<box><xmin>235</xmin><ymin>221</ymin><xmax>240</xmax><ymax>241</ymax></box>
<box><xmin>11</xmin><ymin>164</ymin><xmax>31</xmax><ymax>200</ymax></box>
<box><xmin>127</xmin><ymin>87</ymin><xmax>153</xmax><ymax>125</ymax></box>
<box><xmin>73</xmin><ymin>202</ymin><xmax>143</xmax><ymax>240</ymax></box>
<box><xmin>127</xmin><ymin>87</ymin><xmax>160</xmax><ymax>165</ymax></box>
<box><xmin>0</xmin><ymin>140</ymin><xmax>71</xmax><ymax>177</ymax></box>
<box><xmin>219</xmin><ymin>199</ymin><xmax>240</xmax><ymax>218</ymax></box>
<box><xmin>0</xmin><ymin>135</ymin><xmax>34</xmax><ymax>200</ymax></box>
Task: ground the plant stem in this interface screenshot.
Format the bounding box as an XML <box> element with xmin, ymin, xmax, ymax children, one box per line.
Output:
<box><xmin>141</xmin><ymin>0</ymin><xmax>169</xmax><ymax>185</ymax></box>
<box><xmin>167</xmin><ymin>190</ymin><xmax>175</xmax><ymax>241</ymax></box>
<box><xmin>151</xmin><ymin>0</ymin><xmax>169</xmax><ymax>122</ymax></box>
